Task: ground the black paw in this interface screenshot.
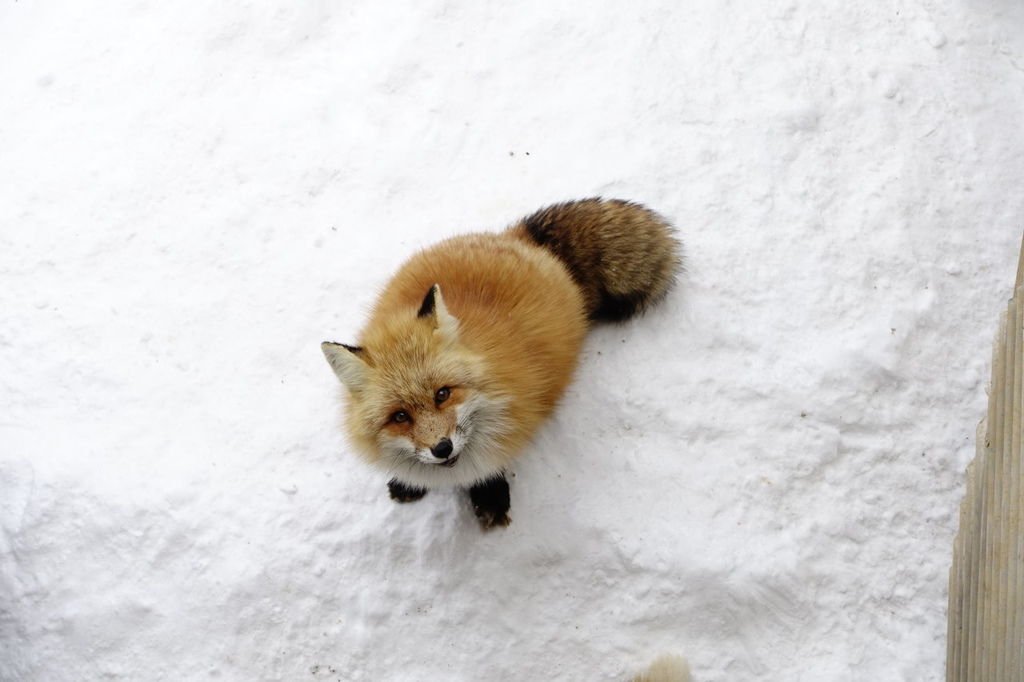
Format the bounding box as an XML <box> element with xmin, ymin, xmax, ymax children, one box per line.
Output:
<box><xmin>468</xmin><ymin>475</ymin><xmax>511</xmax><ymax>530</ymax></box>
<box><xmin>388</xmin><ymin>478</ymin><xmax>427</xmax><ymax>503</ymax></box>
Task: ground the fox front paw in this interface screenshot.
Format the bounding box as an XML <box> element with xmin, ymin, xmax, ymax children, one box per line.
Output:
<box><xmin>473</xmin><ymin>505</ymin><xmax>511</xmax><ymax>530</ymax></box>
<box><xmin>388</xmin><ymin>479</ymin><xmax>428</xmax><ymax>503</ymax></box>
<box><xmin>468</xmin><ymin>475</ymin><xmax>511</xmax><ymax>530</ymax></box>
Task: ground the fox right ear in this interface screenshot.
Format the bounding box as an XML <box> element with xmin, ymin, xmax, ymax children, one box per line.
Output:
<box><xmin>321</xmin><ymin>342</ymin><xmax>368</xmax><ymax>391</ymax></box>
<box><xmin>417</xmin><ymin>284</ymin><xmax>459</xmax><ymax>345</ymax></box>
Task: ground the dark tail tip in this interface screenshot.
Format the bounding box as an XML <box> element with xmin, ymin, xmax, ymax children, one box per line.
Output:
<box><xmin>515</xmin><ymin>197</ymin><xmax>681</xmax><ymax>323</ymax></box>
<box><xmin>590</xmin><ymin>291</ymin><xmax>650</xmax><ymax>322</ymax></box>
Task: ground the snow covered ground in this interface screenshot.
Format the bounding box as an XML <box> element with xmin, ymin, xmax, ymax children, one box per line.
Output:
<box><xmin>3</xmin><ymin>2</ymin><xmax>1024</xmax><ymax>680</ymax></box>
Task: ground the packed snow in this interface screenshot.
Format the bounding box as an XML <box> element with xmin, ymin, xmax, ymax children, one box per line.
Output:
<box><xmin>3</xmin><ymin>2</ymin><xmax>1024</xmax><ymax>680</ymax></box>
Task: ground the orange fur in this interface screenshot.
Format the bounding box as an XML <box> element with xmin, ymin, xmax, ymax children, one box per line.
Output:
<box><xmin>368</xmin><ymin>233</ymin><xmax>587</xmax><ymax>453</ymax></box>
<box><xmin>322</xmin><ymin>199</ymin><xmax>679</xmax><ymax>493</ymax></box>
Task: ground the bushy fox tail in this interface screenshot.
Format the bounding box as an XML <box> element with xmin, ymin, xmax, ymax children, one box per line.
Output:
<box><xmin>509</xmin><ymin>197</ymin><xmax>681</xmax><ymax>322</ymax></box>
<box><xmin>630</xmin><ymin>654</ymin><xmax>692</xmax><ymax>682</ymax></box>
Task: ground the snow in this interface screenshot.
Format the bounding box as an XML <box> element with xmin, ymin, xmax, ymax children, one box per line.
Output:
<box><xmin>2</xmin><ymin>2</ymin><xmax>1024</xmax><ymax>680</ymax></box>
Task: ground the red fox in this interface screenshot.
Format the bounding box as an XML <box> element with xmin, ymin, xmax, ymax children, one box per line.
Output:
<box><xmin>322</xmin><ymin>198</ymin><xmax>681</xmax><ymax>528</ymax></box>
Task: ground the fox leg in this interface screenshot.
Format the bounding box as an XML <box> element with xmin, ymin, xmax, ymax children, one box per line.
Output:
<box><xmin>468</xmin><ymin>475</ymin><xmax>511</xmax><ymax>529</ymax></box>
<box><xmin>388</xmin><ymin>478</ymin><xmax>428</xmax><ymax>503</ymax></box>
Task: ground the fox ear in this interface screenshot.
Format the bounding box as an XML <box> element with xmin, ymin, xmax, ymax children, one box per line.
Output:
<box><xmin>321</xmin><ymin>342</ymin><xmax>369</xmax><ymax>391</ymax></box>
<box><xmin>417</xmin><ymin>284</ymin><xmax>459</xmax><ymax>344</ymax></box>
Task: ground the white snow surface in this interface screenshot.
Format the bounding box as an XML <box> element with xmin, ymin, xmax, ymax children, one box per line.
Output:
<box><xmin>2</xmin><ymin>2</ymin><xmax>1024</xmax><ymax>681</ymax></box>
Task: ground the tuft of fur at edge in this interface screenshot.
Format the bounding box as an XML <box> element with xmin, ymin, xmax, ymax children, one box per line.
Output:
<box><xmin>508</xmin><ymin>197</ymin><xmax>682</xmax><ymax>322</ymax></box>
<box><xmin>630</xmin><ymin>654</ymin><xmax>692</xmax><ymax>682</ymax></box>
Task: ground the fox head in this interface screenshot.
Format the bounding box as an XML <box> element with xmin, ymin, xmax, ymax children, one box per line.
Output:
<box><xmin>322</xmin><ymin>285</ymin><xmax>509</xmax><ymax>487</ymax></box>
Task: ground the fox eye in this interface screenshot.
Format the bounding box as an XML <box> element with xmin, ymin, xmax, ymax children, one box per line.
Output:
<box><xmin>435</xmin><ymin>387</ymin><xmax>451</xmax><ymax>404</ymax></box>
<box><xmin>390</xmin><ymin>410</ymin><xmax>410</xmax><ymax>424</ymax></box>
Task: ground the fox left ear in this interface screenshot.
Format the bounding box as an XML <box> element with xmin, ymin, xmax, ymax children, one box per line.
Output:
<box><xmin>321</xmin><ymin>342</ymin><xmax>369</xmax><ymax>391</ymax></box>
<box><xmin>417</xmin><ymin>284</ymin><xmax>459</xmax><ymax>344</ymax></box>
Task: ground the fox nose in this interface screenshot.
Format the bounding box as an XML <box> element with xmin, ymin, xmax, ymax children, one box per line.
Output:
<box><xmin>430</xmin><ymin>438</ymin><xmax>454</xmax><ymax>459</ymax></box>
